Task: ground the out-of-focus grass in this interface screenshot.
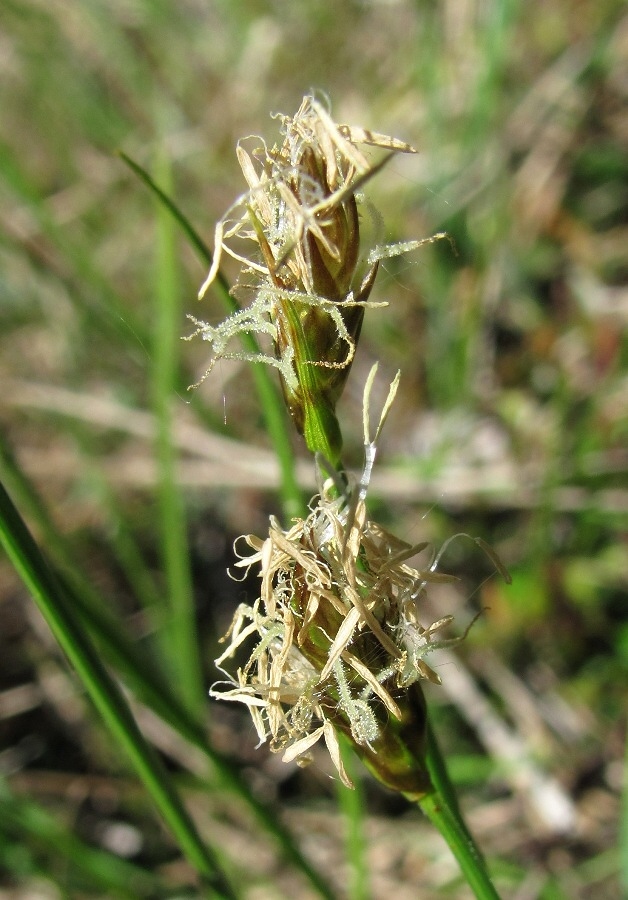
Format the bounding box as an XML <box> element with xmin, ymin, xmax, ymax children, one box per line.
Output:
<box><xmin>0</xmin><ymin>1</ymin><xmax>626</xmax><ymax>897</ymax></box>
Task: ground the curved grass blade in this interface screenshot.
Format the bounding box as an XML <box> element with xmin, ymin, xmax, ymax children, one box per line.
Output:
<box><xmin>0</xmin><ymin>479</ymin><xmax>235</xmax><ymax>899</ymax></box>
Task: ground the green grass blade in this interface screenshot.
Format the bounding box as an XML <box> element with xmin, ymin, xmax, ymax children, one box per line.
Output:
<box><xmin>0</xmin><ymin>479</ymin><xmax>235</xmax><ymax>899</ymax></box>
<box><xmin>152</xmin><ymin>150</ymin><xmax>203</xmax><ymax>716</ymax></box>
<box><xmin>118</xmin><ymin>151</ymin><xmax>304</xmax><ymax>521</ymax></box>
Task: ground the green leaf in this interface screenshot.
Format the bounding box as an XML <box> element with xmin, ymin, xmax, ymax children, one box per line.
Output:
<box><xmin>0</xmin><ymin>478</ymin><xmax>234</xmax><ymax>898</ymax></box>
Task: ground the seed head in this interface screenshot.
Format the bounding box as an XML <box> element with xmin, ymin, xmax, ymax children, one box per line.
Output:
<box><xmin>209</xmin><ymin>367</ymin><xmax>497</xmax><ymax>794</ymax></box>
<box><xmin>187</xmin><ymin>95</ymin><xmax>434</xmax><ymax>464</ymax></box>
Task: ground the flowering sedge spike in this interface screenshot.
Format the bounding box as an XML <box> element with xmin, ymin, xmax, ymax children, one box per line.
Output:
<box><xmin>210</xmin><ymin>367</ymin><xmax>507</xmax><ymax>795</ymax></box>
<box><xmin>187</xmin><ymin>95</ymin><xmax>432</xmax><ymax>467</ymax></box>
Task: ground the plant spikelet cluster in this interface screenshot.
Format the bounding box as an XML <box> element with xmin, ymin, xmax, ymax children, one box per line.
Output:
<box><xmin>210</xmin><ymin>369</ymin><xmax>475</xmax><ymax>788</ymax></box>
<box><xmin>186</xmin><ymin>95</ymin><xmax>441</xmax><ymax>447</ymax></box>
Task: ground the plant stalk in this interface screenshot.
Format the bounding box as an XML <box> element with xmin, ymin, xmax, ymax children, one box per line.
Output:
<box><xmin>412</xmin><ymin>718</ymin><xmax>501</xmax><ymax>900</ymax></box>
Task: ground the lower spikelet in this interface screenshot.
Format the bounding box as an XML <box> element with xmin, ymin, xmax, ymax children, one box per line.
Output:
<box><xmin>209</xmin><ymin>366</ymin><xmax>499</xmax><ymax>788</ymax></box>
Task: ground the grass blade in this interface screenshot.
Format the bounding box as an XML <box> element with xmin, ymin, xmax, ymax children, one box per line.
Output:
<box><xmin>0</xmin><ymin>478</ymin><xmax>235</xmax><ymax>898</ymax></box>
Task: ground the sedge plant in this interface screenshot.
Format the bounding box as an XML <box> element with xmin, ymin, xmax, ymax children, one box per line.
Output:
<box><xmin>188</xmin><ymin>94</ymin><xmax>511</xmax><ymax>899</ymax></box>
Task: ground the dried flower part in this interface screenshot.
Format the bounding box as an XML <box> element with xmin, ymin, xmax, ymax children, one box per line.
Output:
<box><xmin>209</xmin><ymin>368</ymin><xmax>505</xmax><ymax>793</ymax></box>
<box><xmin>187</xmin><ymin>95</ymin><xmax>435</xmax><ymax>465</ymax></box>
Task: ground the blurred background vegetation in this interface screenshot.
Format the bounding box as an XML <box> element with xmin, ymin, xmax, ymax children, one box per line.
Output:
<box><xmin>0</xmin><ymin>0</ymin><xmax>626</xmax><ymax>897</ymax></box>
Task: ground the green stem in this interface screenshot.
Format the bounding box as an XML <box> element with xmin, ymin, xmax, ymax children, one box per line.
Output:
<box><xmin>281</xmin><ymin>296</ymin><xmax>343</xmax><ymax>468</ymax></box>
<box><xmin>415</xmin><ymin>718</ymin><xmax>501</xmax><ymax>900</ymax></box>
